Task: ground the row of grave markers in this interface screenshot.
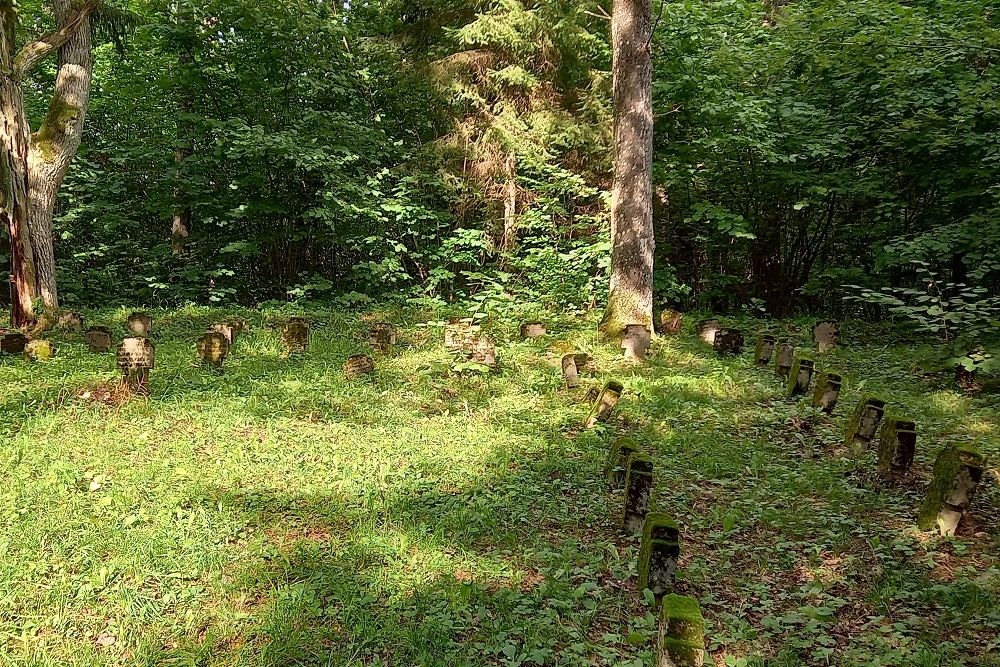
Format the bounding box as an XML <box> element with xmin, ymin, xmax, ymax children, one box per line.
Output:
<box><xmin>567</xmin><ymin>312</ymin><xmax>990</xmax><ymax>666</ymax></box>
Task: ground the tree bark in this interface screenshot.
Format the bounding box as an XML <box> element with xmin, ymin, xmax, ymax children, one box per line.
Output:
<box><xmin>600</xmin><ymin>0</ymin><xmax>655</xmax><ymax>336</ymax></box>
<box><xmin>171</xmin><ymin>16</ymin><xmax>194</xmax><ymax>256</ymax></box>
<box><xmin>25</xmin><ymin>0</ymin><xmax>95</xmax><ymax>311</ymax></box>
<box><xmin>1</xmin><ymin>1</ymin><xmax>37</xmax><ymax>326</ymax></box>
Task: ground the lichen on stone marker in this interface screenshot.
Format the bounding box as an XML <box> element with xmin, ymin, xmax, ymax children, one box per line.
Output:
<box><xmin>813</xmin><ymin>320</ymin><xmax>841</xmax><ymax>353</ymax></box>
<box><xmin>877</xmin><ymin>416</ymin><xmax>917</xmax><ymax>479</ymax></box>
<box><xmin>622</xmin><ymin>324</ymin><xmax>651</xmax><ymax>361</ymax></box>
<box><xmin>343</xmin><ymin>354</ymin><xmax>376</xmax><ymax>379</ymax></box>
<box><xmin>24</xmin><ymin>339</ymin><xmax>55</xmax><ymax>361</ymax></box>
<box><xmin>197</xmin><ymin>331</ymin><xmax>230</xmax><ymax>369</ymax></box>
<box><xmin>586</xmin><ymin>380</ymin><xmax>624</xmax><ymax>428</ymax></box>
<box><xmin>918</xmin><ymin>444</ymin><xmax>986</xmax><ymax>536</ymax></box>
<box><xmin>845</xmin><ymin>394</ymin><xmax>887</xmax><ymax>452</ymax></box>
<box><xmin>622</xmin><ymin>454</ymin><xmax>654</xmax><ymax>534</ymax></box>
<box><xmin>85</xmin><ymin>327</ymin><xmax>114</xmax><ymax>353</ymax></box>
<box><xmin>755</xmin><ymin>335</ymin><xmax>777</xmax><ymax>366</ymax></box>
<box><xmin>656</xmin><ymin>594</ymin><xmax>706</xmax><ymax>667</ymax></box>
<box><xmin>774</xmin><ymin>340</ymin><xmax>795</xmax><ymax>377</ymax></box>
<box><xmin>117</xmin><ymin>337</ymin><xmax>155</xmax><ymax>395</ymax></box>
<box><xmin>811</xmin><ymin>373</ymin><xmax>842</xmax><ymax>414</ymax></box>
<box><xmin>604</xmin><ymin>437</ymin><xmax>640</xmax><ymax>489</ymax></box>
<box><xmin>786</xmin><ymin>357</ymin><xmax>816</xmax><ymax>397</ymax></box>
<box><xmin>127</xmin><ymin>312</ymin><xmax>154</xmax><ymax>338</ymax></box>
<box><xmin>638</xmin><ymin>513</ymin><xmax>680</xmax><ymax>597</ymax></box>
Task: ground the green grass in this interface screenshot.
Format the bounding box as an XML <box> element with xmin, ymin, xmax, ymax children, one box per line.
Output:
<box><xmin>1</xmin><ymin>306</ymin><xmax>998</xmax><ymax>666</ymax></box>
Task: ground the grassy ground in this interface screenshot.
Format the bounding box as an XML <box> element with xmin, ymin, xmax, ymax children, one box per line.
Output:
<box><xmin>1</xmin><ymin>305</ymin><xmax>997</xmax><ymax>667</ymax></box>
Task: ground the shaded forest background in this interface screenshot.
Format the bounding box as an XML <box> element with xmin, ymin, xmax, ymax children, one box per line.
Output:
<box><xmin>3</xmin><ymin>0</ymin><xmax>999</xmax><ymax>336</ymax></box>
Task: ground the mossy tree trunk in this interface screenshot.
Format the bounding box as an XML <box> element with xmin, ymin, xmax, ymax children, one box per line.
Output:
<box><xmin>25</xmin><ymin>0</ymin><xmax>95</xmax><ymax>312</ymax></box>
<box><xmin>599</xmin><ymin>0</ymin><xmax>654</xmax><ymax>337</ymax></box>
<box><xmin>0</xmin><ymin>1</ymin><xmax>38</xmax><ymax>327</ymax></box>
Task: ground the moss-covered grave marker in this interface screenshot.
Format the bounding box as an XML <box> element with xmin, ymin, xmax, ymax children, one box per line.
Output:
<box><xmin>786</xmin><ymin>357</ymin><xmax>816</xmax><ymax>397</ymax></box>
<box><xmin>813</xmin><ymin>320</ymin><xmax>840</xmax><ymax>353</ymax></box>
<box><xmin>197</xmin><ymin>331</ymin><xmax>230</xmax><ymax>369</ymax></box>
<box><xmin>877</xmin><ymin>416</ymin><xmax>917</xmax><ymax>479</ymax></box>
<box><xmin>656</xmin><ymin>594</ymin><xmax>706</xmax><ymax>667</ymax></box>
<box><xmin>344</xmin><ymin>354</ymin><xmax>376</xmax><ymax>379</ymax></box>
<box><xmin>127</xmin><ymin>312</ymin><xmax>153</xmax><ymax>338</ymax></box>
<box><xmin>639</xmin><ymin>513</ymin><xmax>680</xmax><ymax>598</ymax></box>
<box><xmin>586</xmin><ymin>380</ymin><xmax>624</xmax><ymax>428</ymax></box>
<box><xmin>24</xmin><ymin>339</ymin><xmax>55</xmax><ymax>361</ymax></box>
<box><xmin>918</xmin><ymin>444</ymin><xmax>986</xmax><ymax>536</ymax></box>
<box><xmin>369</xmin><ymin>323</ymin><xmax>397</xmax><ymax>353</ymax></box>
<box><xmin>774</xmin><ymin>340</ymin><xmax>795</xmax><ymax>377</ymax></box>
<box><xmin>623</xmin><ymin>453</ymin><xmax>653</xmax><ymax>534</ymax></box>
<box><xmin>85</xmin><ymin>327</ymin><xmax>113</xmax><ymax>353</ymax></box>
<box><xmin>117</xmin><ymin>337</ymin><xmax>155</xmax><ymax>394</ymax></box>
<box><xmin>755</xmin><ymin>335</ymin><xmax>776</xmax><ymax>366</ymax></box>
<box><xmin>812</xmin><ymin>372</ymin><xmax>842</xmax><ymax>414</ymax></box>
<box><xmin>713</xmin><ymin>328</ymin><xmax>745</xmax><ymax>355</ymax></box>
<box><xmin>845</xmin><ymin>394</ymin><xmax>886</xmax><ymax>452</ymax></box>
<box><xmin>660</xmin><ymin>309</ymin><xmax>683</xmax><ymax>335</ymax></box>
<box><xmin>282</xmin><ymin>317</ymin><xmax>310</xmax><ymax>354</ymax></box>
<box><xmin>604</xmin><ymin>437</ymin><xmax>639</xmax><ymax>489</ymax></box>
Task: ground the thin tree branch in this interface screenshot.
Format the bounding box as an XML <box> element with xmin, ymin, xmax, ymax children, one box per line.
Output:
<box><xmin>12</xmin><ymin>0</ymin><xmax>99</xmax><ymax>79</ymax></box>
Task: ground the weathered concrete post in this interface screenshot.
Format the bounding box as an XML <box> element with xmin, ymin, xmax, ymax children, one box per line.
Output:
<box><xmin>127</xmin><ymin>312</ymin><xmax>154</xmax><ymax>338</ymax></box>
<box><xmin>622</xmin><ymin>454</ymin><xmax>654</xmax><ymax>534</ymax></box>
<box><xmin>845</xmin><ymin>394</ymin><xmax>887</xmax><ymax>452</ymax></box>
<box><xmin>520</xmin><ymin>322</ymin><xmax>546</xmax><ymax>339</ymax></box>
<box><xmin>713</xmin><ymin>329</ymin><xmax>745</xmax><ymax>355</ymax></box>
<box><xmin>813</xmin><ymin>320</ymin><xmax>840</xmax><ymax>353</ymax></box>
<box><xmin>657</xmin><ymin>594</ymin><xmax>706</xmax><ymax>667</ymax></box>
<box><xmin>84</xmin><ymin>327</ymin><xmax>114</xmax><ymax>353</ymax></box>
<box><xmin>197</xmin><ymin>331</ymin><xmax>230</xmax><ymax>369</ymax></box>
<box><xmin>604</xmin><ymin>437</ymin><xmax>640</xmax><ymax>489</ymax></box>
<box><xmin>918</xmin><ymin>445</ymin><xmax>986</xmax><ymax>536</ymax></box>
<box><xmin>369</xmin><ymin>323</ymin><xmax>397</xmax><ymax>353</ymax></box>
<box><xmin>638</xmin><ymin>513</ymin><xmax>680</xmax><ymax>597</ymax></box>
<box><xmin>877</xmin><ymin>417</ymin><xmax>917</xmax><ymax>479</ymax></box>
<box><xmin>774</xmin><ymin>340</ymin><xmax>795</xmax><ymax>377</ymax></box>
<box><xmin>755</xmin><ymin>335</ymin><xmax>776</xmax><ymax>366</ymax></box>
<box><xmin>622</xmin><ymin>324</ymin><xmax>651</xmax><ymax>361</ymax></box>
<box><xmin>282</xmin><ymin>317</ymin><xmax>310</xmax><ymax>354</ymax></box>
<box><xmin>697</xmin><ymin>319</ymin><xmax>721</xmax><ymax>345</ymax></box>
<box><xmin>117</xmin><ymin>337</ymin><xmax>155</xmax><ymax>395</ymax></box>
<box><xmin>586</xmin><ymin>380</ymin><xmax>624</xmax><ymax>428</ymax></box>
<box><xmin>786</xmin><ymin>357</ymin><xmax>816</xmax><ymax>397</ymax></box>
<box><xmin>660</xmin><ymin>310</ymin><xmax>683</xmax><ymax>335</ymax></box>
<box><xmin>344</xmin><ymin>354</ymin><xmax>376</xmax><ymax>379</ymax></box>
<box><xmin>811</xmin><ymin>373</ymin><xmax>842</xmax><ymax>414</ymax></box>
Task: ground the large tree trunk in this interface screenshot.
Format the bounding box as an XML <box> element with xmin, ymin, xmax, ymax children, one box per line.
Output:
<box><xmin>0</xmin><ymin>2</ymin><xmax>37</xmax><ymax>326</ymax></box>
<box><xmin>600</xmin><ymin>0</ymin><xmax>655</xmax><ymax>336</ymax></box>
<box><xmin>25</xmin><ymin>1</ymin><xmax>94</xmax><ymax>311</ymax></box>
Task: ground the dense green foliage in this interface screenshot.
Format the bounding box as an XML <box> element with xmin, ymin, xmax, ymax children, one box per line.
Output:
<box><xmin>3</xmin><ymin>0</ymin><xmax>999</xmax><ymax>359</ymax></box>
<box><xmin>1</xmin><ymin>306</ymin><xmax>998</xmax><ymax>665</ymax></box>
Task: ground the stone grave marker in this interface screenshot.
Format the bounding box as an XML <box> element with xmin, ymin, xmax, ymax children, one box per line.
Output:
<box><xmin>468</xmin><ymin>337</ymin><xmax>497</xmax><ymax>368</ymax></box>
<box><xmin>918</xmin><ymin>444</ymin><xmax>985</xmax><ymax>537</ymax></box>
<box><xmin>197</xmin><ymin>331</ymin><xmax>230</xmax><ymax>368</ymax></box>
<box><xmin>1</xmin><ymin>333</ymin><xmax>29</xmax><ymax>355</ymax></box>
<box><xmin>774</xmin><ymin>340</ymin><xmax>795</xmax><ymax>377</ymax></box>
<box><xmin>845</xmin><ymin>394</ymin><xmax>886</xmax><ymax>452</ymax></box>
<box><xmin>561</xmin><ymin>353</ymin><xmax>591</xmax><ymax>389</ymax></box>
<box><xmin>786</xmin><ymin>357</ymin><xmax>816</xmax><ymax>397</ymax></box>
<box><xmin>127</xmin><ymin>312</ymin><xmax>154</xmax><ymax>338</ymax></box>
<box><xmin>24</xmin><ymin>339</ymin><xmax>55</xmax><ymax>361</ymax></box>
<box><xmin>117</xmin><ymin>337</ymin><xmax>155</xmax><ymax>394</ymax></box>
<box><xmin>586</xmin><ymin>380</ymin><xmax>624</xmax><ymax>428</ymax></box>
<box><xmin>638</xmin><ymin>513</ymin><xmax>680</xmax><ymax>598</ymax></box>
<box><xmin>697</xmin><ymin>319</ymin><xmax>721</xmax><ymax>345</ymax></box>
<box><xmin>811</xmin><ymin>373</ymin><xmax>842</xmax><ymax>414</ymax></box>
<box><xmin>604</xmin><ymin>437</ymin><xmax>640</xmax><ymax>489</ymax></box>
<box><xmin>344</xmin><ymin>354</ymin><xmax>376</xmax><ymax>379</ymax></box>
<box><xmin>85</xmin><ymin>327</ymin><xmax>114</xmax><ymax>353</ymax></box>
<box><xmin>877</xmin><ymin>416</ymin><xmax>917</xmax><ymax>479</ymax></box>
<box><xmin>813</xmin><ymin>320</ymin><xmax>840</xmax><ymax>353</ymax></box>
<box><xmin>755</xmin><ymin>335</ymin><xmax>777</xmax><ymax>366</ymax></box>
<box><xmin>58</xmin><ymin>312</ymin><xmax>84</xmax><ymax>332</ymax></box>
<box><xmin>623</xmin><ymin>454</ymin><xmax>653</xmax><ymax>534</ymax></box>
<box><xmin>713</xmin><ymin>328</ymin><xmax>745</xmax><ymax>355</ymax></box>
<box><xmin>369</xmin><ymin>323</ymin><xmax>397</xmax><ymax>353</ymax></box>
<box><xmin>210</xmin><ymin>321</ymin><xmax>244</xmax><ymax>345</ymax></box>
<box><xmin>520</xmin><ymin>322</ymin><xmax>546</xmax><ymax>339</ymax></box>
<box><xmin>657</xmin><ymin>595</ymin><xmax>706</xmax><ymax>667</ymax></box>
<box><xmin>444</xmin><ymin>317</ymin><xmax>479</xmax><ymax>351</ymax></box>
<box><xmin>659</xmin><ymin>309</ymin><xmax>683</xmax><ymax>335</ymax></box>
<box><xmin>282</xmin><ymin>317</ymin><xmax>310</xmax><ymax>354</ymax></box>
<box><xmin>583</xmin><ymin>386</ymin><xmax>601</xmax><ymax>404</ymax></box>
<box><xmin>622</xmin><ymin>324</ymin><xmax>651</xmax><ymax>361</ymax></box>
